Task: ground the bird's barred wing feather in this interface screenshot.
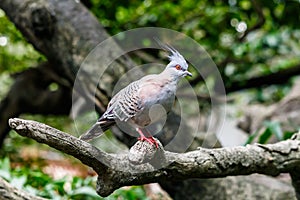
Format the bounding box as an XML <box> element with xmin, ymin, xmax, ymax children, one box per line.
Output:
<box><xmin>79</xmin><ymin>119</ymin><xmax>115</xmax><ymax>141</ymax></box>
<box><xmin>80</xmin><ymin>80</ymin><xmax>143</xmax><ymax>141</ymax></box>
<box><xmin>102</xmin><ymin>80</ymin><xmax>143</xmax><ymax>121</ymax></box>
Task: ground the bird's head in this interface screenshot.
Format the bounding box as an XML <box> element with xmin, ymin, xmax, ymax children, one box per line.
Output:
<box><xmin>157</xmin><ymin>40</ymin><xmax>192</xmax><ymax>79</ymax></box>
<box><xmin>166</xmin><ymin>49</ymin><xmax>192</xmax><ymax>78</ymax></box>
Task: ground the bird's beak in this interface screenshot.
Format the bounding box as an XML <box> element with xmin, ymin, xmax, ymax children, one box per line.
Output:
<box><xmin>186</xmin><ymin>71</ymin><xmax>192</xmax><ymax>77</ymax></box>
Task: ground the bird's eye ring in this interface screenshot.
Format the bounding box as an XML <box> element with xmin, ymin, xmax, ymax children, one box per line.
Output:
<box><xmin>175</xmin><ymin>65</ymin><xmax>181</xmax><ymax>70</ymax></box>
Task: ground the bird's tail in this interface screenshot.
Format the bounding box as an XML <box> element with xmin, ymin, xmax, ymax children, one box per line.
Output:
<box><xmin>79</xmin><ymin>119</ymin><xmax>115</xmax><ymax>141</ymax></box>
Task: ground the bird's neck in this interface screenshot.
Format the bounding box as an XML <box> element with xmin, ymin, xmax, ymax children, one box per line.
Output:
<box><xmin>160</xmin><ymin>68</ymin><xmax>180</xmax><ymax>83</ymax></box>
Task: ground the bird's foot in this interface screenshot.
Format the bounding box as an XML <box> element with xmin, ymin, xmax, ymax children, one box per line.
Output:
<box><xmin>138</xmin><ymin>136</ymin><xmax>159</xmax><ymax>148</ymax></box>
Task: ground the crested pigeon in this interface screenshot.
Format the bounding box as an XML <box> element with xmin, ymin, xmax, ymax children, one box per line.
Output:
<box><xmin>80</xmin><ymin>42</ymin><xmax>192</xmax><ymax>148</ymax></box>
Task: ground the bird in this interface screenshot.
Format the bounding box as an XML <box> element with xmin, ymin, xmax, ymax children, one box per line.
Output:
<box><xmin>79</xmin><ymin>41</ymin><xmax>192</xmax><ymax>148</ymax></box>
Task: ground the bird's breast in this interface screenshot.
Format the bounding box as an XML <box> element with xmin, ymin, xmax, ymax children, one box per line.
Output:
<box><xmin>133</xmin><ymin>83</ymin><xmax>176</xmax><ymax>127</ymax></box>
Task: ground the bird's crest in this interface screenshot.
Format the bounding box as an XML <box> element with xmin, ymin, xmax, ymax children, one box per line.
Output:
<box><xmin>154</xmin><ymin>38</ymin><xmax>188</xmax><ymax>70</ymax></box>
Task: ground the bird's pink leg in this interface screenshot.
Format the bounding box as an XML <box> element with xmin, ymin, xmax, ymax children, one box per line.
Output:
<box><xmin>136</xmin><ymin>128</ymin><xmax>159</xmax><ymax>148</ymax></box>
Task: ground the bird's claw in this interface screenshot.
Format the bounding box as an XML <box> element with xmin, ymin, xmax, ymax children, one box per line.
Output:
<box><xmin>138</xmin><ymin>136</ymin><xmax>159</xmax><ymax>148</ymax></box>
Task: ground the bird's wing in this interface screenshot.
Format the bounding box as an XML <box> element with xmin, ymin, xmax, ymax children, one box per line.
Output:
<box><xmin>101</xmin><ymin>80</ymin><xmax>143</xmax><ymax>122</ymax></box>
<box><xmin>80</xmin><ymin>76</ymin><xmax>158</xmax><ymax>141</ymax></box>
<box><xmin>79</xmin><ymin>81</ymin><xmax>142</xmax><ymax>141</ymax></box>
<box><xmin>79</xmin><ymin>118</ymin><xmax>115</xmax><ymax>141</ymax></box>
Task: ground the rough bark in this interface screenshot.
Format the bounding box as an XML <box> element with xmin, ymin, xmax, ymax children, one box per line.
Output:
<box><xmin>0</xmin><ymin>177</ymin><xmax>46</xmax><ymax>200</ymax></box>
<box><xmin>8</xmin><ymin>118</ymin><xmax>299</xmax><ymax>198</ymax></box>
<box><xmin>290</xmin><ymin>133</ymin><xmax>300</xmax><ymax>199</ymax></box>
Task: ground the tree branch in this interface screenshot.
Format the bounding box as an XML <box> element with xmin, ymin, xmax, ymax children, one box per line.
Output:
<box><xmin>226</xmin><ymin>64</ymin><xmax>300</xmax><ymax>93</ymax></box>
<box><xmin>0</xmin><ymin>177</ymin><xmax>46</xmax><ymax>200</ymax></box>
<box><xmin>8</xmin><ymin>118</ymin><xmax>300</xmax><ymax>198</ymax></box>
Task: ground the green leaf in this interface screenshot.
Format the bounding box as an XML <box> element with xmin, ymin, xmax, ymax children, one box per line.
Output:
<box><xmin>258</xmin><ymin>128</ymin><xmax>272</xmax><ymax>144</ymax></box>
<box><xmin>283</xmin><ymin>131</ymin><xmax>295</xmax><ymax>140</ymax></box>
<box><xmin>263</xmin><ymin>121</ymin><xmax>283</xmax><ymax>140</ymax></box>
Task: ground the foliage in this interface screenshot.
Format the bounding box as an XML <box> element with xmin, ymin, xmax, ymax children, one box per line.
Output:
<box><xmin>89</xmin><ymin>0</ymin><xmax>300</xmax><ymax>102</ymax></box>
<box><xmin>0</xmin><ymin>157</ymin><xmax>147</xmax><ymax>199</ymax></box>
<box><xmin>107</xmin><ymin>186</ymin><xmax>148</xmax><ymax>200</ymax></box>
<box><xmin>0</xmin><ymin>10</ymin><xmax>45</xmax><ymax>73</ymax></box>
<box><xmin>1</xmin><ymin>0</ymin><xmax>300</xmax><ymax>103</ymax></box>
<box><xmin>0</xmin><ymin>157</ymin><xmax>96</xmax><ymax>199</ymax></box>
<box><xmin>245</xmin><ymin>120</ymin><xmax>297</xmax><ymax>145</ymax></box>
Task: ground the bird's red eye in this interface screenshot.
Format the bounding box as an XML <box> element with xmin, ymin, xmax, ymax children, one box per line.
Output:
<box><xmin>175</xmin><ymin>65</ymin><xmax>181</xmax><ymax>70</ymax></box>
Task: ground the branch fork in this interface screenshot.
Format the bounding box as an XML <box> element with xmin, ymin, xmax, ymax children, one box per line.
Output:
<box><xmin>8</xmin><ymin>118</ymin><xmax>300</xmax><ymax>197</ymax></box>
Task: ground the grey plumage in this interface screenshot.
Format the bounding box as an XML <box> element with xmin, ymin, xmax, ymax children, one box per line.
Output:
<box><xmin>80</xmin><ymin>80</ymin><xmax>141</xmax><ymax>141</ymax></box>
<box><xmin>80</xmin><ymin>41</ymin><xmax>192</xmax><ymax>145</ymax></box>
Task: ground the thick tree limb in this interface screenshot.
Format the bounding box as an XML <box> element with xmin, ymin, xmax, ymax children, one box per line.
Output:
<box><xmin>8</xmin><ymin>118</ymin><xmax>299</xmax><ymax>198</ymax></box>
